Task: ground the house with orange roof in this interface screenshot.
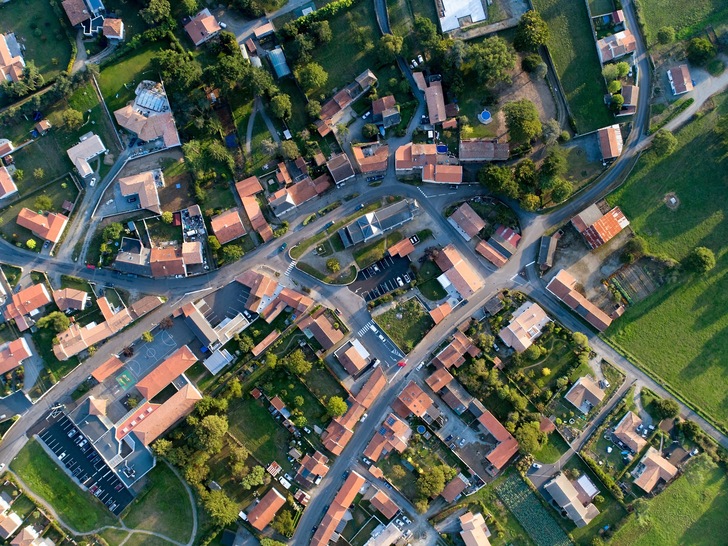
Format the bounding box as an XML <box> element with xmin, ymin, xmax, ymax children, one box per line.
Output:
<box><xmin>118</xmin><ymin>170</ymin><xmax>163</xmax><ymax>214</ymax></box>
<box><xmin>0</xmin><ymin>165</ymin><xmax>18</xmax><ymax>200</ymax></box>
<box><xmin>434</xmin><ymin>244</ymin><xmax>484</xmax><ymax>300</ymax></box>
<box><xmin>387</xmin><ymin>238</ymin><xmax>415</xmax><ymax>258</ymax></box>
<box><xmin>498</xmin><ymin>301</ymin><xmax>551</xmax><ymax>353</ymax></box>
<box><xmin>395</xmin><ymin>142</ymin><xmax>437</xmax><ymax>174</ymax></box>
<box><xmin>3</xmin><ymin>283</ymin><xmax>52</xmax><ymax>331</ymax></box>
<box><xmin>429</xmin><ymin>301</ymin><xmax>452</xmax><ymax>325</ymax></box>
<box><xmin>16</xmin><ymin>209</ymin><xmax>68</xmax><ymax>243</ymax></box>
<box><xmin>245</xmin><ymin>487</ymin><xmax>286</xmax><ymax>531</ymax></box>
<box><xmin>459</xmin><ymin>511</ymin><xmax>492</xmax><ymax>546</ymax></box>
<box><xmin>441</xmin><ymin>474</ymin><xmax>469</xmax><ymax>502</ymax></box>
<box><xmin>597</xmin><ymin>125</ymin><xmax>624</xmax><ymax>161</ymax></box>
<box><xmin>367</xmin><ymin>487</ymin><xmax>399</xmax><ymax>519</ymax></box>
<box><xmin>0</xmin><ymin>33</ymin><xmax>26</xmax><ymax>83</ymax></box>
<box><xmin>572</xmin><ymin>203</ymin><xmax>630</xmax><ymax>249</ymax></box>
<box><xmin>210</xmin><ymin>208</ymin><xmax>246</xmax><ymax>245</ymax></box>
<box><xmin>150</xmin><ymin>247</ymin><xmax>186</xmax><ymax>278</ymax></box>
<box><xmin>422</xmin><ymin>163</ymin><xmax>463</xmax><ymax>184</ymax></box>
<box><xmin>564</xmin><ymin>376</ymin><xmax>605</xmax><ymax>414</ymax></box>
<box><xmin>424</xmin><ymin>79</ymin><xmax>447</xmax><ymax>123</ymax></box>
<box><xmin>102</xmin><ymin>18</ymin><xmax>125</xmax><ymax>41</ymax></box>
<box><xmin>295</xmin><ymin>450</ymin><xmax>330</xmax><ymax>488</ymax></box>
<box><xmin>135</xmin><ymin>346</ymin><xmax>197</xmax><ymax>400</ymax></box>
<box><xmin>597</xmin><ymin>29</ymin><xmax>636</xmax><ymax>63</ymax></box>
<box><xmin>354</xmin><ymin>367</ymin><xmax>386</xmax><ymax>408</ymax></box>
<box><xmin>236</xmin><ymin>270</ymin><xmax>279</xmax><ymax>313</ymax></box>
<box><xmin>432</xmin><ymin>330</ymin><xmax>480</xmax><ymax>369</ymax></box>
<box><xmin>336</xmin><ymin>339</ymin><xmax>371</xmax><ymax>375</ymax></box>
<box><xmin>235</xmin><ymin>176</ymin><xmax>263</xmax><ymax>200</ymax></box>
<box><xmin>296</xmin><ymin>307</ymin><xmax>343</xmax><ymax>351</ymax></box>
<box><xmin>426</xmin><ymin>367</ymin><xmax>454</xmax><ymax>393</ymax></box>
<box><xmin>269</xmin><ymin>174</ymin><xmax>333</xmax><ymax>217</ymax></box>
<box><xmin>612</xmin><ymin>411</ymin><xmax>647</xmax><ymax>452</ymax></box>
<box><xmin>632</xmin><ymin>446</ymin><xmax>678</xmax><ymax>493</ymax></box>
<box><xmin>0</xmin><ymin>338</ymin><xmax>32</xmax><ymax>375</ymax></box>
<box><xmin>311</xmin><ymin>472</ymin><xmax>366</xmax><ymax>546</ymax></box>
<box><xmin>114</xmin><ymin>82</ymin><xmax>180</xmax><ymax>148</ymax></box>
<box><xmin>322</xmin><ymin>400</ymin><xmax>366</xmax><ymax>455</ymax></box>
<box><xmin>241</xmin><ymin>196</ymin><xmax>273</xmax><ymax>242</ymax></box>
<box><xmin>546</xmin><ymin>270</ymin><xmax>613</xmax><ymax>331</ymax></box>
<box><xmin>477</xmin><ymin>411</ymin><xmax>519</xmax><ymax>475</ymax></box>
<box><xmin>667</xmin><ymin>64</ymin><xmax>693</xmax><ymax>95</ymax></box>
<box><xmin>392</xmin><ymin>380</ymin><xmax>438</xmax><ymax>420</ymax></box>
<box><xmin>448</xmin><ymin>203</ymin><xmax>486</xmax><ymax>241</ymax></box>
<box><xmin>184</xmin><ymin>8</ymin><xmax>222</xmax><ymax>46</ymax></box>
<box><xmin>52</xmin><ymin>287</ymin><xmax>89</xmax><ymax>312</ymax></box>
<box><xmin>0</xmin><ymin>510</ymin><xmax>22</xmax><ymax>540</ymax></box>
<box><xmin>363</xmin><ymin>412</ymin><xmax>411</xmax><ymax>462</ymax></box>
<box><xmin>372</xmin><ymin>95</ymin><xmax>401</xmax><ymax>128</ymax></box>
<box><xmin>181</xmin><ymin>241</ymin><xmax>203</xmax><ymax>265</ymax></box>
<box><xmin>351</xmin><ymin>143</ymin><xmax>389</xmax><ymax>173</ymax></box>
<box><xmin>476</xmin><ymin>239</ymin><xmax>508</xmax><ymax>268</ymax></box>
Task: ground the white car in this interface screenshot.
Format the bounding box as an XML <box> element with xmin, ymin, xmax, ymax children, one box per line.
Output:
<box><xmin>410</xmin><ymin>59</ymin><xmax>418</xmax><ymax>68</ymax></box>
<box><xmin>417</xmin><ymin>54</ymin><xmax>424</xmax><ymax>64</ymax></box>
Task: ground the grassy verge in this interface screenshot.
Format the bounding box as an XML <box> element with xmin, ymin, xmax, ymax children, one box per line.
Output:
<box><xmin>98</xmin><ymin>42</ymin><xmax>166</xmax><ymax>112</ymax></box>
<box><xmin>227</xmin><ymin>396</ymin><xmax>291</xmax><ymax>465</ymax></box>
<box><xmin>610</xmin><ymin>455</ymin><xmax>728</xmax><ymax>545</ymax></box>
<box><xmin>352</xmin><ymin>231</ymin><xmax>403</xmax><ymax>268</ymax></box>
<box><xmin>605</xmin><ymin>90</ymin><xmax>728</xmax><ymax>430</ymax></box>
<box><xmin>532</xmin><ymin>0</ymin><xmax>611</xmax><ymax>133</ymax></box>
<box><xmin>634</xmin><ymin>0</ymin><xmax>728</xmax><ymax>45</ymax></box>
<box><xmin>11</xmin><ymin>440</ymin><xmax>117</xmax><ymax>531</ymax></box>
<box><xmin>297</xmin><ymin>262</ymin><xmax>357</xmax><ymax>284</ymax></box>
<box><xmin>121</xmin><ymin>463</ymin><xmax>193</xmax><ymax>543</ymax></box>
<box><xmin>532</xmin><ymin>431</ymin><xmax>570</xmax><ymax>463</ymax></box>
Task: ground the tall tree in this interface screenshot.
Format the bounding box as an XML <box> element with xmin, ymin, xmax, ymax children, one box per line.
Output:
<box><xmin>379</xmin><ymin>34</ymin><xmax>403</xmax><ymax>63</ymax></box>
<box><xmin>141</xmin><ymin>0</ymin><xmax>171</xmax><ymax>24</ymax></box>
<box><xmin>296</xmin><ymin>62</ymin><xmax>328</xmax><ymax>94</ymax></box>
<box><xmin>467</xmin><ymin>37</ymin><xmax>516</xmax><ymax>86</ymax></box>
<box><xmin>285</xmin><ymin>349</ymin><xmax>311</xmax><ymax>375</ymax></box>
<box><xmin>271</xmin><ymin>94</ymin><xmax>292</xmax><ymax>122</ymax></box>
<box><xmin>36</xmin><ymin>311</ymin><xmax>70</xmax><ymax>333</ymax></box>
<box><xmin>503</xmin><ymin>99</ymin><xmax>542</xmax><ymax>142</ymax></box>
<box><xmin>514</xmin><ymin>10</ymin><xmax>549</xmax><ymax>52</ymax></box>
<box><xmin>326</xmin><ymin>396</ymin><xmax>348</xmax><ymax>417</ymax></box>
<box><xmin>196</xmin><ymin>414</ymin><xmax>229</xmax><ymax>454</ymax></box>
<box><xmin>203</xmin><ymin>490</ymin><xmax>238</xmax><ymax>526</ymax></box>
<box><xmin>478</xmin><ymin>164</ymin><xmax>519</xmax><ymax>199</ymax></box>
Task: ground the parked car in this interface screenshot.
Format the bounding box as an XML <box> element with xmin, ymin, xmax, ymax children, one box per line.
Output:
<box><xmin>279</xmin><ymin>242</ymin><xmax>288</xmax><ymax>252</ymax></box>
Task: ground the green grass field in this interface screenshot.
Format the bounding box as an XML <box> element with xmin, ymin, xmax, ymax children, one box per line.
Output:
<box><xmin>304</xmin><ymin>0</ymin><xmax>381</xmax><ymax>97</ymax></box>
<box><xmin>11</xmin><ymin>138</ymin><xmax>72</xmax><ymax>191</ymax></box>
<box><xmin>11</xmin><ymin>440</ymin><xmax>117</xmax><ymax>531</ymax></box>
<box><xmin>0</xmin><ymin>0</ymin><xmax>73</xmax><ymax>92</ymax></box>
<box><xmin>122</xmin><ymin>463</ymin><xmax>194</xmax><ymax>543</ymax></box>
<box><xmin>532</xmin><ymin>431</ymin><xmax>570</xmax><ymax>463</ymax></box>
<box><xmin>228</xmin><ymin>396</ymin><xmax>292</xmax><ymax>465</ymax></box>
<box><xmin>532</xmin><ymin>0</ymin><xmax>612</xmax><ymax>133</ymax></box>
<box><xmin>375</xmin><ymin>297</ymin><xmax>434</xmax><ymax>353</ymax></box>
<box><xmin>635</xmin><ymin>0</ymin><xmax>728</xmax><ymax>45</ymax></box>
<box><xmin>352</xmin><ymin>231</ymin><xmax>403</xmax><ymax>268</ymax></box>
<box><xmin>99</xmin><ymin>43</ymin><xmax>166</xmax><ymax>113</ymax></box>
<box><xmin>606</xmin><ymin>91</ymin><xmax>728</xmax><ymax>429</ymax></box>
<box><xmin>611</xmin><ymin>455</ymin><xmax>728</xmax><ymax>545</ymax></box>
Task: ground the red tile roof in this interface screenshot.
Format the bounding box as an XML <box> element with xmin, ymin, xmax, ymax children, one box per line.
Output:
<box><xmin>426</xmin><ymin>367</ymin><xmax>454</xmax><ymax>392</ymax></box>
<box><xmin>184</xmin><ymin>8</ymin><xmax>221</xmax><ymax>46</ymax></box>
<box><xmin>210</xmin><ymin>208</ymin><xmax>246</xmax><ymax>245</ymax></box>
<box><xmin>449</xmin><ymin>203</ymin><xmax>486</xmax><ymax>238</ymax></box>
<box><xmin>296</xmin><ymin>307</ymin><xmax>343</xmax><ymax>350</ymax></box>
<box><xmin>241</xmin><ymin>196</ymin><xmax>273</xmax><ymax>242</ymax></box>
<box><xmin>425</xmin><ymin>80</ymin><xmax>447</xmax><ymax>123</ymax></box>
<box><xmin>476</xmin><ymin>240</ymin><xmax>508</xmax><ymax>268</ymax></box>
<box><xmin>668</xmin><ymin>64</ymin><xmax>693</xmax><ymax>95</ymax></box>
<box><xmin>61</xmin><ymin>0</ymin><xmax>91</xmax><ymax>26</ymax></box>
<box><xmin>422</xmin><ymin>163</ymin><xmax>463</xmax><ymax>184</ymax></box>
<box><xmin>394</xmin><ymin>381</ymin><xmax>433</xmax><ymax>418</ymax></box>
<box><xmin>135</xmin><ymin>345</ymin><xmax>197</xmax><ymax>400</ymax></box>
<box><xmin>441</xmin><ymin>475</ymin><xmax>468</xmax><ymax>502</ymax></box>
<box><xmin>150</xmin><ymin>247</ymin><xmax>186</xmax><ymax>278</ymax></box>
<box><xmin>16</xmin><ymin>209</ymin><xmax>68</xmax><ymax>243</ymax></box>
<box><xmin>0</xmin><ymin>165</ymin><xmax>17</xmax><ymax>198</ymax></box>
<box><xmin>388</xmin><ymin>238</ymin><xmax>415</xmax><ymax>258</ymax></box>
<box><xmin>478</xmin><ymin>411</ymin><xmax>519</xmax><ymax>471</ymax></box>
<box><xmin>354</xmin><ymin>366</ymin><xmax>386</xmax><ymax>410</ymax></box>
<box><xmin>546</xmin><ymin>270</ymin><xmax>613</xmax><ymax>331</ymax></box>
<box><xmin>3</xmin><ymin>283</ymin><xmax>51</xmax><ymax>331</ymax></box>
<box><xmin>91</xmin><ymin>355</ymin><xmax>125</xmax><ymax>382</ymax></box>
<box><xmin>0</xmin><ymin>338</ymin><xmax>31</xmax><ymax>375</ymax></box>
<box><xmin>429</xmin><ymin>301</ymin><xmax>452</xmax><ymax>325</ymax></box>
<box><xmin>370</xmin><ymin>488</ymin><xmax>399</xmax><ymax>519</ymax></box>
<box><xmin>246</xmin><ymin>487</ymin><xmax>286</xmax><ymax>531</ymax></box>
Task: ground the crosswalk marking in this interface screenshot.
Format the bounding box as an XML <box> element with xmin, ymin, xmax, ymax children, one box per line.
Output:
<box><xmin>284</xmin><ymin>261</ymin><xmax>297</xmax><ymax>276</ymax></box>
<box><xmin>357</xmin><ymin>321</ymin><xmax>374</xmax><ymax>337</ymax></box>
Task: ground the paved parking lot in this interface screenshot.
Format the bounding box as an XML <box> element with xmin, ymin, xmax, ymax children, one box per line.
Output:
<box><xmin>349</xmin><ymin>256</ymin><xmax>412</xmax><ymax>302</ymax></box>
<box><xmin>38</xmin><ymin>415</ymin><xmax>134</xmax><ymax>515</ymax></box>
<box><xmin>199</xmin><ymin>281</ymin><xmax>257</xmax><ymax>325</ymax></box>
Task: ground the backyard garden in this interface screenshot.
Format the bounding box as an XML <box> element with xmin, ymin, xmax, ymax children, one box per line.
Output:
<box><xmin>374</xmin><ymin>297</ymin><xmax>434</xmax><ymax>353</ymax></box>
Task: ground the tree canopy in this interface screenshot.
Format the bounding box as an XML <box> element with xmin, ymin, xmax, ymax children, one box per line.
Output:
<box><xmin>203</xmin><ymin>490</ymin><xmax>238</xmax><ymax>526</ymax></box>
<box><xmin>514</xmin><ymin>10</ymin><xmax>549</xmax><ymax>52</ymax></box>
<box><xmin>271</xmin><ymin>94</ymin><xmax>293</xmax><ymax>121</ymax></box>
<box><xmin>379</xmin><ymin>34</ymin><xmax>404</xmax><ymax>63</ymax></box>
<box><xmin>141</xmin><ymin>0</ymin><xmax>171</xmax><ymax>25</ymax></box>
<box><xmin>652</xmin><ymin>129</ymin><xmax>678</xmax><ymax>156</ymax></box>
<box><xmin>297</xmin><ymin>62</ymin><xmax>329</xmax><ymax>93</ymax></box>
<box><xmin>478</xmin><ymin>164</ymin><xmax>519</xmax><ymax>199</ymax></box>
<box><xmin>687</xmin><ymin>37</ymin><xmax>716</xmax><ymax>65</ymax></box>
<box><xmin>36</xmin><ymin>311</ymin><xmax>70</xmax><ymax>333</ymax></box>
<box><xmin>685</xmin><ymin>246</ymin><xmax>715</xmax><ymax>273</ymax></box>
<box><xmin>285</xmin><ymin>349</ymin><xmax>312</xmax><ymax>375</ymax></box>
<box><xmin>195</xmin><ymin>414</ymin><xmax>229</xmax><ymax>454</ymax></box>
<box><xmin>503</xmin><ymin>99</ymin><xmax>542</xmax><ymax>143</ymax></box>
<box><xmin>326</xmin><ymin>396</ymin><xmax>348</xmax><ymax>417</ymax></box>
<box><xmin>467</xmin><ymin>37</ymin><xmax>516</xmax><ymax>86</ymax></box>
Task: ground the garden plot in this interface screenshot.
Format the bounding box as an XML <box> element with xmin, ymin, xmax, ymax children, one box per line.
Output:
<box><xmin>607</xmin><ymin>258</ymin><xmax>665</xmax><ymax>305</ymax></box>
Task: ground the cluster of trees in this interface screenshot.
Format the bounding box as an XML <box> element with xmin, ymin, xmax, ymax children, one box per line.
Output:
<box><xmin>687</xmin><ymin>37</ymin><xmax>717</xmax><ymax>66</ymax></box>
<box><xmin>37</xmin><ymin>311</ymin><xmax>70</xmax><ymax>333</ymax></box>
<box><xmin>478</xmin><ymin>146</ymin><xmax>572</xmax><ymax>209</ymax></box>
<box><xmin>1</xmin><ymin>61</ymin><xmax>44</xmax><ymax>99</ymax></box>
<box><xmin>602</xmin><ymin>61</ymin><xmax>631</xmax><ymax>112</ymax></box>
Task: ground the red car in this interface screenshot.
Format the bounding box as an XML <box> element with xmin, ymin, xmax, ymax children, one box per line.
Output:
<box><xmin>397</xmin><ymin>361</ymin><xmax>406</xmax><ymax>367</ymax></box>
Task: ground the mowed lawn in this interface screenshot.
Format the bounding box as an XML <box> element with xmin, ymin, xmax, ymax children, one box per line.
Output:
<box><xmin>611</xmin><ymin>456</ymin><xmax>728</xmax><ymax>546</ymax></box>
<box><xmin>304</xmin><ymin>0</ymin><xmax>381</xmax><ymax>96</ymax></box>
<box><xmin>99</xmin><ymin>42</ymin><xmax>166</xmax><ymax>112</ymax></box>
<box><xmin>228</xmin><ymin>396</ymin><xmax>291</xmax><ymax>465</ymax></box>
<box><xmin>0</xmin><ymin>0</ymin><xmax>72</xmax><ymax>86</ymax></box>
<box><xmin>606</xmin><ymin>91</ymin><xmax>728</xmax><ymax>427</ymax></box>
<box><xmin>635</xmin><ymin>0</ymin><xmax>728</xmax><ymax>44</ymax></box>
<box><xmin>121</xmin><ymin>462</ymin><xmax>194</xmax><ymax>544</ymax></box>
<box><xmin>11</xmin><ymin>440</ymin><xmax>117</xmax><ymax>531</ymax></box>
<box><xmin>532</xmin><ymin>0</ymin><xmax>612</xmax><ymax>133</ymax></box>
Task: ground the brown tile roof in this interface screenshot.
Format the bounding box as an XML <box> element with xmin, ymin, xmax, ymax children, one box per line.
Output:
<box><xmin>459</xmin><ymin>139</ymin><xmax>510</xmax><ymax>162</ymax></box>
<box><xmin>3</xmin><ymin>283</ymin><xmax>51</xmax><ymax>331</ymax></box>
<box><xmin>181</xmin><ymin>241</ymin><xmax>203</xmax><ymax>265</ymax></box>
<box><xmin>422</xmin><ymin>163</ymin><xmax>463</xmax><ymax>184</ymax></box>
<box><xmin>478</xmin><ymin>411</ymin><xmax>519</xmax><ymax>471</ymax></box>
<box><xmin>338</xmin><ymin>342</ymin><xmax>368</xmax><ymax>375</ymax></box>
<box><xmin>546</xmin><ymin>270</ymin><xmax>613</xmax><ymax>331</ymax></box>
<box><xmin>236</xmin><ymin>270</ymin><xmax>279</xmax><ymax>312</ymax></box>
<box><xmin>598</xmin><ymin>125</ymin><xmax>624</xmax><ymax>160</ymax></box>
<box><xmin>184</xmin><ymin>8</ymin><xmax>221</xmax><ymax>46</ymax></box>
<box><xmin>327</xmin><ymin>154</ymin><xmax>355</xmax><ymax>184</ymax></box>
<box><xmin>0</xmin><ymin>165</ymin><xmax>17</xmax><ymax>198</ymax></box>
<box><xmin>425</xmin><ymin>80</ymin><xmax>447</xmax><ymax>123</ymax></box>
<box><xmin>394</xmin><ymin>381</ymin><xmax>433</xmax><ymax>418</ymax></box>
<box><xmin>442</xmin><ymin>118</ymin><xmax>458</xmax><ymax>130</ymax></box>
<box><xmin>429</xmin><ymin>301</ymin><xmax>452</xmax><ymax>325</ymax></box>
<box><xmin>633</xmin><ymin>446</ymin><xmax>678</xmax><ymax>493</ymax></box>
<box><xmin>363</xmin><ymin>412</ymin><xmax>411</xmax><ymax>461</ymax></box>
<box><xmin>434</xmin><ymin>244</ymin><xmax>484</xmax><ymax>299</ymax></box>
<box><xmin>433</xmin><ymin>330</ymin><xmax>478</xmax><ymax>369</ymax></box>
<box><xmin>426</xmin><ymin>367</ymin><xmax>454</xmax><ymax>393</ymax></box>
<box><xmin>394</xmin><ymin>142</ymin><xmax>437</xmax><ymax>171</ymax></box>
<box><xmin>355</xmin><ymin>367</ymin><xmax>386</xmax><ymax>408</ymax></box>
<box><xmin>136</xmin><ymin>345</ymin><xmax>197</xmax><ymax>400</ymax></box>
<box><xmin>351</xmin><ymin>143</ymin><xmax>389</xmax><ymax>173</ymax></box>
<box><xmin>668</xmin><ymin>64</ymin><xmax>693</xmax><ymax>94</ymax></box>
<box><xmin>459</xmin><ymin>511</ymin><xmax>492</xmax><ymax>546</ymax></box>
<box><xmin>114</xmin><ymin>107</ymin><xmax>179</xmax><ymax>148</ymax></box>
<box><xmin>612</xmin><ymin>411</ymin><xmax>647</xmax><ymax>452</ymax></box>
<box><xmin>476</xmin><ymin>240</ymin><xmax>508</xmax><ymax>268</ymax></box>
<box><xmin>441</xmin><ymin>475</ymin><xmax>468</xmax><ymax>502</ymax></box>
<box><xmin>67</xmin><ymin>134</ymin><xmax>107</xmax><ymax>177</ymax></box>
<box><xmin>241</xmin><ymin>196</ymin><xmax>273</xmax><ymax>242</ymax></box>
<box><xmin>10</xmin><ymin>524</ymin><xmax>39</xmax><ymax>546</ymax></box>
<box><xmin>296</xmin><ymin>450</ymin><xmax>330</xmax><ymax>486</ymax></box>
<box><xmin>210</xmin><ymin>208</ymin><xmax>246</xmax><ymax>245</ymax></box>
<box><xmin>0</xmin><ymin>511</ymin><xmax>22</xmax><ymax>540</ymax></box>
<box><xmin>370</xmin><ymin>488</ymin><xmax>398</xmax><ymax>519</ymax></box>
<box><xmin>150</xmin><ymin>247</ymin><xmax>186</xmax><ymax>278</ymax></box>
<box><xmin>102</xmin><ymin>18</ymin><xmax>124</xmax><ymax>39</ymax></box>
<box><xmin>621</xmin><ymin>84</ymin><xmax>638</xmax><ymax>106</ymax></box>
<box><xmin>296</xmin><ymin>307</ymin><xmax>343</xmax><ymax>350</ymax></box>
<box><xmin>247</xmin><ymin>487</ymin><xmax>286</xmax><ymax>530</ymax></box>
<box><xmin>581</xmin><ymin>206</ymin><xmax>630</xmax><ymax>249</ymax></box>
<box><xmin>92</xmin><ymin>355</ymin><xmax>125</xmax><ymax>382</ymax></box>
<box><xmin>16</xmin><ymin>209</ymin><xmax>68</xmax><ymax>243</ymax></box>
<box><xmin>372</xmin><ymin>95</ymin><xmax>396</xmax><ymax>116</ymax></box>
<box><xmin>0</xmin><ymin>34</ymin><xmax>25</xmax><ymax>84</ymax></box>
<box><xmin>311</xmin><ymin>472</ymin><xmax>366</xmax><ymax>546</ymax></box>
<box><xmin>544</xmin><ymin>473</ymin><xmax>600</xmax><ymax>527</ymax></box>
<box><xmin>61</xmin><ymin>0</ymin><xmax>91</xmax><ymax>26</ymax></box>
<box><xmin>252</xmin><ymin>330</ymin><xmax>280</xmax><ymax>357</ymax></box>
<box><xmin>388</xmin><ymin>238</ymin><xmax>415</xmax><ymax>258</ymax></box>
<box><xmin>52</xmin><ymin>287</ymin><xmax>88</xmax><ymax>312</ymax></box>
<box><xmin>597</xmin><ymin>29</ymin><xmax>636</xmax><ymax>62</ymax></box>
<box><xmin>449</xmin><ymin>203</ymin><xmax>486</xmax><ymax>239</ymax></box>
<box><xmin>564</xmin><ymin>376</ymin><xmax>605</xmax><ymax>413</ymax></box>
<box><xmin>235</xmin><ymin>176</ymin><xmax>263</xmax><ymax>199</ymax></box>
<box><xmin>498</xmin><ymin>301</ymin><xmax>550</xmax><ymax>353</ymax></box>
<box><xmin>118</xmin><ymin>171</ymin><xmax>162</xmax><ymax>214</ymax></box>
<box><xmin>0</xmin><ymin>338</ymin><xmax>31</xmax><ymax>375</ymax></box>
<box><xmin>412</xmin><ymin>71</ymin><xmax>427</xmax><ymax>91</ymax></box>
